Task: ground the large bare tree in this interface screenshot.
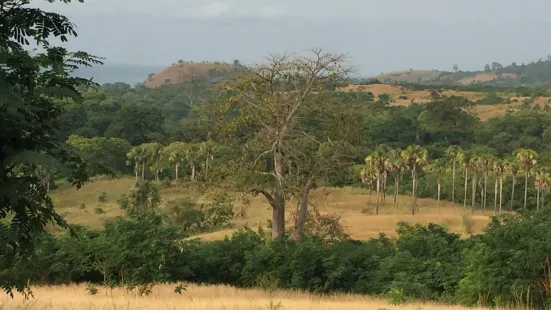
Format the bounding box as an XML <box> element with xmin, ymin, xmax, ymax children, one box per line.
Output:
<box><xmin>213</xmin><ymin>49</ymin><xmax>351</xmax><ymax>239</ymax></box>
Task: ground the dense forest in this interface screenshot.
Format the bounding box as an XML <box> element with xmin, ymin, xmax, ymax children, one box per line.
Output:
<box><xmin>3</xmin><ymin>1</ymin><xmax>551</xmax><ymax>309</ymax></box>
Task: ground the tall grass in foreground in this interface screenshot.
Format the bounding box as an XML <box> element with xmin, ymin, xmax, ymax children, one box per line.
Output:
<box><xmin>0</xmin><ymin>284</ymin><xmax>495</xmax><ymax>310</ymax></box>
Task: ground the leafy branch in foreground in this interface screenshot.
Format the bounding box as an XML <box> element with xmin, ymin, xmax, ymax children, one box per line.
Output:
<box><xmin>0</xmin><ymin>0</ymin><xmax>105</xmax><ymax>297</ymax></box>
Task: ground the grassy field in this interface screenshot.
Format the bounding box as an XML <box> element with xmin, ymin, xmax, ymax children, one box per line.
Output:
<box><xmin>0</xmin><ymin>284</ymin><xmax>493</xmax><ymax>310</ymax></box>
<box><xmin>50</xmin><ymin>177</ymin><xmax>495</xmax><ymax>240</ymax></box>
<box><xmin>336</xmin><ymin>83</ymin><xmax>526</xmax><ymax>120</ymax></box>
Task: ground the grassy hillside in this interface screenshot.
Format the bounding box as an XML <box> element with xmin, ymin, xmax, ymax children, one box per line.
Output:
<box><xmin>0</xmin><ymin>284</ymin><xmax>492</xmax><ymax>310</ymax></box>
<box><xmin>336</xmin><ymin>83</ymin><xmax>531</xmax><ymax>120</ymax></box>
<box><xmin>144</xmin><ymin>61</ymin><xmax>232</xmax><ymax>87</ymax></box>
<box><xmin>370</xmin><ymin>58</ymin><xmax>551</xmax><ymax>87</ymax></box>
<box><xmin>50</xmin><ymin>177</ymin><xmax>494</xmax><ymax>240</ymax></box>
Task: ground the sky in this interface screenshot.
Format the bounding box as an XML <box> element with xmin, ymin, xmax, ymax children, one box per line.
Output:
<box><xmin>35</xmin><ymin>0</ymin><xmax>551</xmax><ymax>76</ymax></box>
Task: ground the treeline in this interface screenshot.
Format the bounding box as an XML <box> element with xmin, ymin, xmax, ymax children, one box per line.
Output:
<box><xmin>8</xmin><ymin>209</ymin><xmax>551</xmax><ymax>309</ymax></box>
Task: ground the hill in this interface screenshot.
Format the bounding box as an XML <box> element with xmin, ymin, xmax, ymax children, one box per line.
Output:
<box><xmin>49</xmin><ymin>177</ymin><xmax>494</xmax><ymax>240</ymax></box>
<box><xmin>144</xmin><ymin>61</ymin><xmax>233</xmax><ymax>87</ymax></box>
<box><xmin>369</xmin><ymin>58</ymin><xmax>551</xmax><ymax>87</ymax></box>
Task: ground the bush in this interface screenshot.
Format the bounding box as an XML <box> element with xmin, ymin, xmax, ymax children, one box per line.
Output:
<box><xmin>98</xmin><ymin>192</ymin><xmax>107</xmax><ymax>203</ymax></box>
<box><xmin>121</xmin><ymin>181</ymin><xmax>161</xmax><ymax>216</ymax></box>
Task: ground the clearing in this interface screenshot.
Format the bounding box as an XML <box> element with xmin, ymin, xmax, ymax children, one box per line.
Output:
<box><xmin>50</xmin><ymin>177</ymin><xmax>494</xmax><ymax>240</ymax></box>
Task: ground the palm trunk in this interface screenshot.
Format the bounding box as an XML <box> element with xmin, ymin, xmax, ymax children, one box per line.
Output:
<box><xmin>134</xmin><ymin>163</ymin><xmax>139</xmax><ymax>181</ymax></box>
<box><xmin>376</xmin><ymin>173</ymin><xmax>381</xmax><ymax>215</ymax></box>
<box><xmin>141</xmin><ymin>162</ymin><xmax>145</xmax><ymax>181</ymax></box>
<box><xmin>494</xmin><ymin>176</ymin><xmax>498</xmax><ymax>215</ymax></box>
<box><xmin>175</xmin><ymin>163</ymin><xmax>179</xmax><ymax>181</ymax></box>
<box><xmin>483</xmin><ymin>172</ymin><xmax>488</xmax><ymax>211</ymax></box>
<box><xmin>395</xmin><ymin>174</ymin><xmax>400</xmax><ymax>209</ymax></box>
<box><xmin>412</xmin><ymin>166</ymin><xmax>417</xmax><ymax>215</ymax></box>
<box><xmin>499</xmin><ymin>176</ymin><xmax>503</xmax><ymax>214</ymax></box>
<box><xmin>452</xmin><ymin>159</ymin><xmax>456</xmax><ymax>202</ymax></box>
<box><xmin>437</xmin><ymin>178</ymin><xmax>441</xmax><ymax>213</ymax></box>
<box><xmin>383</xmin><ymin>172</ymin><xmax>387</xmax><ymax>202</ymax></box>
<box><xmin>511</xmin><ymin>175</ymin><xmax>516</xmax><ymax>211</ymax></box>
<box><xmin>205</xmin><ymin>157</ymin><xmax>209</xmax><ymax>179</ymax></box>
<box><xmin>464</xmin><ymin>168</ymin><xmax>469</xmax><ymax>208</ymax></box>
<box><xmin>537</xmin><ymin>189</ymin><xmax>540</xmax><ymax>212</ymax></box>
<box><xmin>471</xmin><ymin>174</ymin><xmax>477</xmax><ymax>214</ymax></box>
<box><xmin>524</xmin><ymin>166</ymin><xmax>528</xmax><ymax>210</ymax></box>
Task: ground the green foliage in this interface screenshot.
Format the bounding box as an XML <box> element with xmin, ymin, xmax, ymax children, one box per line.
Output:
<box><xmin>86</xmin><ymin>284</ymin><xmax>98</xmax><ymax>295</ymax></box>
<box><xmin>121</xmin><ymin>181</ymin><xmax>161</xmax><ymax>216</ymax></box>
<box><xmin>98</xmin><ymin>192</ymin><xmax>107</xmax><ymax>203</ymax></box>
<box><xmin>458</xmin><ymin>209</ymin><xmax>551</xmax><ymax>308</ymax></box>
<box><xmin>387</xmin><ymin>287</ymin><xmax>407</xmax><ymax>305</ymax></box>
<box><xmin>165</xmin><ymin>193</ymin><xmax>234</xmax><ymax>234</ymax></box>
<box><xmin>0</xmin><ymin>0</ymin><xmax>106</xmax><ymax>297</ymax></box>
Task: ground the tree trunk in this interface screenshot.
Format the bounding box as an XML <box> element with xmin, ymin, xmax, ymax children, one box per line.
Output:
<box><xmin>46</xmin><ymin>174</ymin><xmax>50</xmax><ymax>194</ymax></box>
<box><xmin>499</xmin><ymin>176</ymin><xmax>503</xmax><ymax>214</ymax></box>
<box><xmin>471</xmin><ymin>174</ymin><xmax>477</xmax><ymax>214</ymax></box>
<box><xmin>537</xmin><ymin>189</ymin><xmax>540</xmax><ymax>212</ymax></box>
<box><xmin>175</xmin><ymin>163</ymin><xmax>179</xmax><ymax>181</ymax></box>
<box><xmin>524</xmin><ymin>167</ymin><xmax>528</xmax><ymax>210</ymax></box>
<box><xmin>395</xmin><ymin>174</ymin><xmax>399</xmax><ymax>209</ymax></box>
<box><xmin>494</xmin><ymin>177</ymin><xmax>498</xmax><ymax>215</ymax></box>
<box><xmin>376</xmin><ymin>173</ymin><xmax>380</xmax><ymax>215</ymax></box>
<box><xmin>292</xmin><ymin>177</ymin><xmax>315</xmax><ymax>241</ymax></box>
<box><xmin>511</xmin><ymin>176</ymin><xmax>516</xmax><ymax>211</ymax></box>
<box><xmin>135</xmin><ymin>163</ymin><xmax>138</xmax><ymax>181</ymax></box>
<box><xmin>412</xmin><ymin>166</ymin><xmax>417</xmax><ymax>215</ymax></box>
<box><xmin>452</xmin><ymin>159</ymin><xmax>456</xmax><ymax>202</ymax></box>
<box><xmin>272</xmin><ymin>150</ymin><xmax>286</xmax><ymax>239</ymax></box>
<box><xmin>437</xmin><ymin>178</ymin><xmax>441</xmax><ymax>213</ymax></box>
<box><xmin>141</xmin><ymin>162</ymin><xmax>145</xmax><ymax>181</ymax></box>
<box><xmin>543</xmin><ymin>191</ymin><xmax>545</xmax><ymax>210</ymax></box>
<box><xmin>191</xmin><ymin>165</ymin><xmax>196</xmax><ymax>180</ymax></box>
<box><xmin>483</xmin><ymin>172</ymin><xmax>488</xmax><ymax>212</ymax></box>
<box><xmin>205</xmin><ymin>157</ymin><xmax>209</xmax><ymax>179</ymax></box>
<box><xmin>383</xmin><ymin>172</ymin><xmax>387</xmax><ymax>202</ymax></box>
<box><xmin>464</xmin><ymin>168</ymin><xmax>469</xmax><ymax>208</ymax></box>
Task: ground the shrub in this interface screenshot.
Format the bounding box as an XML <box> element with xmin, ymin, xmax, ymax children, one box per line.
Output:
<box><xmin>94</xmin><ymin>207</ymin><xmax>105</xmax><ymax>214</ymax></box>
<box><xmin>121</xmin><ymin>181</ymin><xmax>161</xmax><ymax>216</ymax></box>
<box><xmin>98</xmin><ymin>192</ymin><xmax>107</xmax><ymax>203</ymax></box>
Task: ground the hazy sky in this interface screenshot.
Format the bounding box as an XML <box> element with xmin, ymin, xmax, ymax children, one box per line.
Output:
<box><xmin>37</xmin><ymin>0</ymin><xmax>551</xmax><ymax>76</ymax></box>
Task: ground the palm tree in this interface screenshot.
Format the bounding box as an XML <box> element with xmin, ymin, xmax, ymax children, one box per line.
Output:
<box><xmin>427</xmin><ymin>158</ymin><xmax>446</xmax><ymax>213</ymax></box>
<box><xmin>493</xmin><ymin>159</ymin><xmax>507</xmax><ymax>214</ymax></box>
<box><xmin>505</xmin><ymin>157</ymin><xmax>519</xmax><ymax>211</ymax></box>
<box><xmin>143</xmin><ymin>142</ymin><xmax>164</xmax><ymax>181</ymax></box>
<box><xmin>469</xmin><ymin>155</ymin><xmax>483</xmax><ymax>214</ymax></box>
<box><xmin>185</xmin><ymin>143</ymin><xmax>200</xmax><ymax>181</ymax></box>
<box><xmin>126</xmin><ymin>145</ymin><xmax>147</xmax><ymax>181</ymax></box>
<box><xmin>164</xmin><ymin>142</ymin><xmax>188</xmax><ymax>181</ymax></box>
<box><xmin>199</xmin><ymin>139</ymin><xmax>216</xmax><ymax>179</ymax></box>
<box><xmin>400</xmin><ymin>145</ymin><xmax>428</xmax><ymax>215</ymax></box>
<box><xmin>365</xmin><ymin>145</ymin><xmax>391</xmax><ymax>215</ymax></box>
<box><xmin>360</xmin><ymin>165</ymin><xmax>377</xmax><ymax>207</ymax></box>
<box><xmin>458</xmin><ymin>150</ymin><xmax>472</xmax><ymax>208</ymax></box>
<box><xmin>478</xmin><ymin>154</ymin><xmax>496</xmax><ymax>212</ymax></box>
<box><xmin>386</xmin><ymin>150</ymin><xmax>406</xmax><ymax>208</ymax></box>
<box><xmin>515</xmin><ymin>148</ymin><xmax>538</xmax><ymax>209</ymax></box>
<box><xmin>445</xmin><ymin>145</ymin><xmax>462</xmax><ymax>202</ymax></box>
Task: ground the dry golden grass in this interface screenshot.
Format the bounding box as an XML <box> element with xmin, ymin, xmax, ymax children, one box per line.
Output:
<box><xmin>373</xmin><ymin>69</ymin><xmax>442</xmax><ymax>83</ymax></box>
<box><xmin>0</xmin><ymin>284</ymin><xmax>493</xmax><ymax>310</ymax></box>
<box><xmin>336</xmin><ymin>83</ymin><xmax>523</xmax><ymax>120</ymax></box>
<box><xmin>50</xmin><ymin>177</ymin><xmax>495</xmax><ymax>241</ymax></box>
<box><xmin>457</xmin><ymin>73</ymin><xmax>517</xmax><ymax>84</ymax></box>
